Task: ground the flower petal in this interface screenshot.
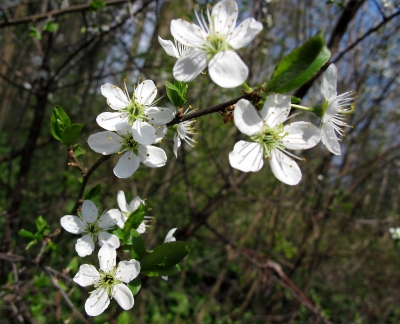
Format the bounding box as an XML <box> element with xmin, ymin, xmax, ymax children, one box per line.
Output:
<box><xmin>85</xmin><ymin>288</ymin><xmax>110</xmax><ymax>317</ymax></box>
<box><xmin>145</xmin><ymin>107</ymin><xmax>175</xmax><ymax>124</ymax></box>
<box><xmin>98</xmin><ymin>232</ymin><xmax>120</xmax><ymax>248</ymax></box>
<box><xmin>154</xmin><ymin>124</ymin><xmax>168</xmax><ymax>142</ymax></box>
<box><xmin>173</xmin><ymin>49</ymin><xmax>208</xmax><ymax>82</ymax></box>
<box><xmin>101</xmin><ymin>83</ymin><xmax>129</xmax><ymax>110</ymax></box>
<box><xmin>211</xmin><ymin>0</ymin><xmax>238</xmax><ymax>35</ymax></box>
<box><xmin>75</xmin><ymin>234</ymin><xmax>95</xmax><ymax>257</ymax></box>
<box><xmin>135</xmin><ymin>80</ymin><xmax>157</xmax><ymax>106</ymax></box>
<box><xmin>320</xmin><ymin>64</ymin><xmax>337</xmax><ymax>101</ymax></box>
<box><xmin>96</xmin><ymin>112</ymin><xmax>129</xmax><ymax>131</ymax></box>
<box><xmin>173</xmin><ymin>133</ymin><xmax>181</xmax><ymax>158</ymax></box>
<box><xmin>228</xmin><ymin>18</ymin><xmax>263</xmax><ymax>49</ymax></box>
<box><xmin>229</xmin><ymin>140</ymin><xmax>264</xmax><ymax>172</ymax></box>
<box><xmin>113</xmin><ymin>151</ymin><xmax>141</xmax><ymax>178</ymax></box>
<box><xmin>208</xmin><ymin>51</ymin><xmax>248</xmax><ymax>88</ymax></box>
<box><xmin>112</xmin><ymin>284</ymin><xmax>134</xmax><ymax>310</ymax></box>
<box><xmin>128</xmin><ymin>196</ymin><xmax>144</xmax><ymax>212</ymax></box>
<box><xmin>138</xmin><ymin>145</ymin><xmax>167</xmax><ymax>168</ymax></box>
<box><xmin>321</xmin><ymin>122</ymin><xmax>341</xmax><ymax>155</ymax></box>
<box><xmin>115</xmin><ymin>121</ymin><xmax>132</xmax><ymax>137</ymax></box>
<box><xmin>73</xmin><ymin>264</ymin><xmax>100</xmax><ymax>287</ymax></box>
<box><xmin>158</xmin><ymin>36</ymin><xmax>180</xmax><ymax>58</ymax></box>
<box><xmin>269</xmin><ymin>149</ymin><xmax>301</xmax><ymax>186</ymax></box>
<box><xmin>322</xmin><ymin>99</ymin><xmax>339</xmax><ymax>124</ymax></box>
<box><xmin>115</xmin><ymin>260</ymin><xmax>141</xmax><ymax>283</ymax></box>
<box><xmin>233</xmin><ymin>99</ymin><xmax>263</xmax><ymax>136</ymax></box>
<box><xmin>164</xmin><ymin>228</ymin><xmax>177</xmax><ymax>243</ymax></box>
<box><xmin>132</xmin><ymin>120</ymin><xmax>157</xmax><ymax>145</ymax></box>
<box><xmin>117</xmin><ymin>190</ymin><xmax>129</xmax><ymax>213</ymax></box>
<box><xmin>98</xmin><ymin>209</ymin><xmax>120</xmax><ymax>229</ymax></box>
<box><xmin>60</xmin><ymin>215</ymin><xmax>85</xmax><ymax>234</ymax></box>
<box><xmin>137</xmin><ymin>221</ymin><xmax>146</xmax><ymax>234</ymax></box>
<box><xmin>260</xmin><ymin>94</ymin><xmax>291</xmax><ymax>127</ymax></box>
<box><xmin>87</xmin><ymin>131</ymin><xmax>123</xmax><ymax>155</ymax></box>
<box><xmin>82</xmin><ymin>200</ymin><xmax>98</xmax><ymax>224</ymax></box>
<box><xmin>282</xmin><ymin>122</ymin><xmax>321</xmax><ymax>150</ymax></box>
<box><xmin>98</xmin><ymin>243</ymin><xmax>116</xmax><ymax>272</ymax></box>
<box><xmin>170</xmin><ymin>19</ymin><xmax>207</xmax><ymax>48</ymax></box>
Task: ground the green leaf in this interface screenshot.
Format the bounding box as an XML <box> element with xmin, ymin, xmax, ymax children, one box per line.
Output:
<box><xmin>43</xmin><ymin>21</ymin><xmax>59</xmax><ymax>33</ymax></box>
<box><xmin>89</xmin><ymin>0</ymin><xmax>106</xmax><ymax>10</ymax></box>
<box><xmin>264</xmin><ymin>32</ymin><xmax>331</xmax><ymax>94</ymax></box>
<box><xmin>117</xmin><ymin>312</ymin><xmax>130</xmax><ymax>324</ymax></box>
<box><xmin>50</xmin><ymin>106</ymin><xmax>71</xmax><ymax>142</ymax></box>
<box><xmin>66</xmin><ymin>257</ymin><xmax>80</xmax><ymax>273</ymax></box>
<box><xmin>127</xmin><ymin>277</ymin><xmax>141</xmax><ymax>296</ymax></box>
<box><xmin>85</xmin><ymin>183</ymin><xmax>101</xmax><ymax>200</ymax></box>
<box><xmin>166</xmin><ymin>81</ymin><xmax>187</xmax><ymax>107</ymax></box>
<box><xmin>130</xmin><ymin>229</ymin><xmax>146</xmax><ymax>261</ymax></box>
<box><xmin>123</xmin><ymin>204</ymin><xmax>146</xmax><ymax>241</ymax></box>
<box><xmin>73</xmin><ymin>143</ymin><xmax>86</xmax><ymax>158</ymax></box>
<box><xmin>19</xmin><ymin>229</ymin><xmax>35</xmax><ymax>239</ymax></box>
<box><xmin>291</xmin><ymin>96</ymin><xmax>302</xmax><ymax>104</ymax></box>
<box><xmin>29</xmin><ymin>27</ymin><xmax>42</xmax><ymax>40</ymax></box>
<box><xmin>36</xmin><ymin>216</ymin><xmax>48</xmax><ymax>232</ymax></box>
<box><xmin>141</xmin><ymin>241</ymin><xmax>189</xmax><ymax>271</ymax></box>
<box><xmin>111</xmin><ymin>227</ymin><xmax>125</xmax><ymax>241</ymax></box>
<box><xmin>26</xmin><ymin>239</ymin><xmax>38</xmax><ymax>250</ymax></box>
<box><xmin>141</xmin><ymin>264</ymin><xmax>180</xmax><ymax>277</ymax></box>
<box><xmin>60</xmin><ymin>124</ymin><xmax>83</xmax><ymax>145</ymax></box>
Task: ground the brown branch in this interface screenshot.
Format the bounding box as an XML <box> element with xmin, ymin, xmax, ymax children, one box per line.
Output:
<box><xmin>0</xmin><ymin>0</ymin><xmax>129</xmax><ymax>28</ymax></box>
<box><xmin>167</xmin><ymin>94</ymin><xmax>249</xmax><ymax>127</ymax></box>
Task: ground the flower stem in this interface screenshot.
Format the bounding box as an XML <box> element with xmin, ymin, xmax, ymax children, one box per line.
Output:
<box><xmin>291</xmin><ymin>104</ymin><xmax>313</xmax><ymax>111</ymax></box>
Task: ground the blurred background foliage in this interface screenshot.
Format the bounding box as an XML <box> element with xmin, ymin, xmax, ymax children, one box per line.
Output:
<box><xmin>1</xmin><ymin>0</ymin><xmax>400</xmax><ymax>323</ymax></box>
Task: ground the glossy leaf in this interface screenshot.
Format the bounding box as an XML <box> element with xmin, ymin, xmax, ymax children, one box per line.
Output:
<box><xmin>131</xmin><ymin>229</ymin><xmax>146</xmax><ymax>261</ymax></box>
<box><xmin>141</xmin><ymin>241</ymin><xmax>189</xmax><ymax>271</ymax></box>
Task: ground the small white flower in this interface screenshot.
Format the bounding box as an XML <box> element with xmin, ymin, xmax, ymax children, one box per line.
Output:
<box><xmin>60</xmin><ymin>200</ymin><xmax>121</xmax><ymax>257</ymax></box>
<box><xmin>319</xmin><ymin>64</ymin><xmax>356</xmax><ymax>155</ymax></box>
<box><xmin>170</xmin><ymin>0</ymin><xmax>263</xmax><ymax>88</ymax></box>
<box><xmin>162</xmin><ymin>228</ymin><xmax>178</xmax><ymax>281</ymax></box>
<box><xmin>116</xmin><ymin>190</ymin><xmax>152</xmax><ymax>232</ymax></box>
<box><xmin>172</xmin><ymin>108</ymin><xmax>197</xmax><ymax>158</ymax></box>
<box><xmin>97</xmin><ymin>79</ymin><xmax>174</xmax><ymax>143</ymax></box>
<box><xmin>73</xmin><ymin>243</ymin><xmax>140</xmax><ymax>316</ymax></box>
<box><xmin>389</xmin><ymin>227</ymin><xmax>400</xmax><ymax>240</ymax></box>
<box><xmin>229</xmin><ymin>95</ymin><xmax>321</xmax><ymax>185</ymax></box>
<box><xmin>158</xmin><ymin>36</ymin><xmax>192</xmax><ymax>59</ymax></box>
<box><xmin>88</xmin><ymin>122</ymin><xmax>167</xmax><ymax>178</ymax></box>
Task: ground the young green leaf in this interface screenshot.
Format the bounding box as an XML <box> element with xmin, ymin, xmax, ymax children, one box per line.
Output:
<box><xmin>50</xmin><ymin>106</ymin><xmax>71</xmax><ymax>142</ymax></box>
<box><xmin>89</xmin><ymin>0</ymin><xmax>106</xmax><ymax>10</ymax></box>
<box><xmin>43</xmin><ymin>21</ymin><xmax>59</xmax><ymax>33</ymax></box>
<box><xmin>35</xmin><ymin>215</ymin><xmax>48</xmax><ymax>233</ymax></box>
<box><xmin>141</xmin><ymin>241</ymin><xmax>189</xmax><ymax>271</ymax></box>
<box><xmin>18</xmin><ymin>229</ymin><xmax>35</xmax><ymax>239</ymax></box>
<box><xmin>73</xmin><ymin>143</ymin><xmax>86</xmax><ymax>158</ymax></box>
<box><xmin>60</xmin><ymin>124</ymin><xmax>83</xmax><ymax>146</ymax></box>
<box><xmin>264</xmin><ymin>32</ymin><xmax>331</xmax><ymax>94</ymax></box>
<box><xmin>28</xmin><ymin>27</ymin><xmax>42</xmax><ymax>40</ymax></box>
<box><xmin>131</xmin><ymin>229</ymin><xmax>146</xmax><ymax>261</ymax></box>
<box><xmin>141</xmin><ymin>264</ymin><xmax>180</xmax><ymax>277</ymax></box>
<box><xmin>166</xmin><ymin>81</ymin><xmax>187</xmax><ymax>107</ymax></box>
<box><xmin>117</xmin><ymin>311</ymin><xmax>130</xmax><ymax>324</ymax></box>
<box><xmin>127</xmin><ymin>277</ymin><xmax>141</xmax><ymax>296</ymax></box>
<box><xmin>123</xmin><ymin>204</ymin><xmax>146</xmax><ymax>240</ymax></box>
<box><xmin>26</xmin><ymin>239</ymin><xmax>38</xmax><ymax>250</ymax></box>
<box><xmin>85</xmin><ymin>183</ymin><xmax>102</xmax><ymax>200</ymax></box>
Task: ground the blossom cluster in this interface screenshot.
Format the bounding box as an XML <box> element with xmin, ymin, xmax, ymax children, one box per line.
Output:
<box><xmin>61</xmin><ymin>191</ymin><xmax>177</xmax><ymax>316</ymax></box>
<box><xmin>59</xmin><ymin>0</ymin><xmax>358</xmax><ymax>318</ymax></box>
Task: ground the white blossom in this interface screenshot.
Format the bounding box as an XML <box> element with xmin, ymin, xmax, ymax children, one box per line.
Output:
<box><xmin>162</xmin><ymin>228</ymin><xmax>178</xmax><ymax>281</ymax></box>
<box><xmin>158</xmin><ymin>36</ymin><xmax>192</xmax><ymax>59</ymax></box>
<box><xmin>60</xmin><ymin>200</ymin><xmax>121</xmax><ymax>257</ymax></box>
<box><xmin>389</xmin><ymin>227</ymin><xmax>400</xmax><ymax>240</ymax></box>
<box><xmin>116</xmin><ymin>190</ymin><xmax>152</xmax><ymax>233</ymax></box>
<box><xmin>170</xmin><ymin>0</ymin><xmax>263</xmax><ymax>88</ymax></box>
<box><xmin>88</xmin><ymin>122</ymin><xmax>167</xmax><ymax>178</ymax></box>
<box><xmin>97</xmin><ymin>79</ymin><xmax>174</xmax><ymax>143</ymax></box>
<box><xmin>73</xmin><ymin>243</ymin><xmax>140</xmax><ymax>316</ymax></box>
<box><xmin>172</xmin><ymin>107</ymin><xmax>197</xmax><ymax>158</ymax></box>
<box><xmin>229</xmin><ymin>95</ymin><xmax>321</xmax><ymax>185</ymax></box>
<box><xmin>319</xmin><ymin>64</ymin><xmax>356</xmax><ymax>155</ymax></box>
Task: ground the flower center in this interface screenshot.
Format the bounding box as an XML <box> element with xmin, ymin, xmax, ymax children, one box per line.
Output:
<box><xmin>96</xmin><ymin>268</ymin><xmax>122</xmax><ymax>296</ymax></box>
<box><xmin>84</xmin><ymin>222</ymin><xmax>102</xmax><ymax>241</ymax></box>
<box><xmin>251</xmin><ymin>124</ymin><xmax>286</xmax><ymax>157</ymax></box>
<box><xmin>120</xmin><ymin>133</ymin><xmax>139</xmax><ymax>153</ymax></box>
<box><xmin>122</xmin><ymin>100</ymin><xmax>147</xmax><ymax>125</ymax></box>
